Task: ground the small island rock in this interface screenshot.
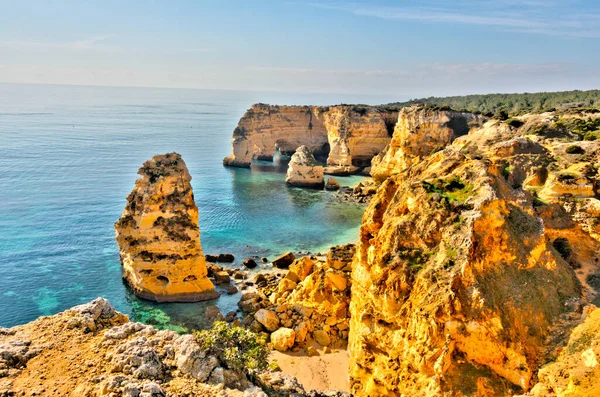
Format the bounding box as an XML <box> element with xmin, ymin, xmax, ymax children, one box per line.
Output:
<box><xmin>285</xmin><ymin>145</ymin><xmax>324</xmax><ymax>188</ymax></box>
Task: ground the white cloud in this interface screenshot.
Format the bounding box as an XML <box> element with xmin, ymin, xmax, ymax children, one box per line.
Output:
<box><xmin>300</xmin><ymin>1</ymin><xmax>600</xmax><ymax>37</ymax></box>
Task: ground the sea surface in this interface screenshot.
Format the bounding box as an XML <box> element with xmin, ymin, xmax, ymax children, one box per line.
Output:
<box><xmin>0</xmin><ymin>83</ymin><xmax>391</xmax><ymax>330</ymax></box>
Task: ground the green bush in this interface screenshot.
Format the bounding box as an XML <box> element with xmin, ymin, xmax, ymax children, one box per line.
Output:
<box><xmin>194</xmin><ymin>321</ymin><xmax>269</xmax><ymax>373</ymax></box>
<box><xmin>565</xmin><ymin>145</ymin><xmax>585</xmax><ymax>154</ymax></box>
<box><xmin>584</xmin><ymin>131</ymin><xmax>599</xmax><ymax>141</ymax></box>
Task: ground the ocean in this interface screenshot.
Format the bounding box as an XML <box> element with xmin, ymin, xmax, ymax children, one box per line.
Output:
<box><xmin>0</xmin><ymin>83</ymin><xmax>389</xmax><ymax>330</ymax></box>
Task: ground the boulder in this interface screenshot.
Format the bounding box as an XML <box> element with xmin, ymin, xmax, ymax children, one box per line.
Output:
<box><xmin>254</xmin><ymin>309</ymin><xmax>280</xmax><ymax>332</ymax></box>
<box><xmin>242</xmin><ymin>258</ymin><xmax>258</xmax><ymax>269</ymax></box>
<box><xmin>273</xmin><ymin>252</ymin><xmax>296</xmax><ymax>269</ymax></box>
<box><xmin>214</xmin><ymin>271</ymin><xmax>230</xmax><ymax>285</ymax></box>
<box><xmin>325</xmin><ymin>271</ymin><xmax>347</xmax><ymax>291</ymax></box>
<box><xmin>271</xmin><ymin>328</ymin><xmax>296</xmax><ymax>352</ymax></box>
<box><xmin>312</xmin><ymin>330</ymin><xmax>331</xmax><ymax>347</ymax></box>
<box><xmin>278</xmin><ymin>278</ymin><xmax>297</xmax><ymax>294</ymax></box>
<box><xmin>288</xmin><ymin>256</ymin><xmax>316</xmax><ymax>280</ymax></box>
<box><xmin>226</xmin><ymin>285</ymin><xmax>238</xmax><ymax>295</ymax></box>
<box><xmin>325</xmin><ymin>177</ymin><xmax>340</xmax><ymax>190</ymax></box>
<box><xmin>204</xmin><ymin>306</ymin><xmax>224</xmax><ymax>323</ymax></box>
<box><xmin>217</xmin><ymin>254</ymin><xmax>234</xmax><ymax>263</ymax></box>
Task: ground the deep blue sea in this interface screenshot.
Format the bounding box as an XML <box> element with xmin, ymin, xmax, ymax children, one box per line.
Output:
<box><xmin>0</xmin><ymin>83</ymin><xmax>390</xmax><ymax>330</ymax></box>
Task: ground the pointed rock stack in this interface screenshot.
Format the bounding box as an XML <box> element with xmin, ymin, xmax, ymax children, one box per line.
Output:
<box><xmin>115</xmin><ymin>152</ymin><xmax>219</xmax><ymax>302</ymax></box>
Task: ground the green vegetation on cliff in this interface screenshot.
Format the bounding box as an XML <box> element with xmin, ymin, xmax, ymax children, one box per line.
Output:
<box><xmin>391</xmin><ymin>89</ymin><xmax>600</xmax><ymax>116</ymax></box>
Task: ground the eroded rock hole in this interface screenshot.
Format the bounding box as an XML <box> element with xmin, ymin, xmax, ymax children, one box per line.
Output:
<box><xmin>552</xmin><ymin>238</ymin><xmax>571</xmax><ymax>260</ymax></box>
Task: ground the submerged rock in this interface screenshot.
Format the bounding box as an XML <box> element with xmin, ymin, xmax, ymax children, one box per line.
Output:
<box><xmin>114</xmin><ymin>153</ymin><xmax>219</xmax><ymax>303</ymax></box>
<box><xmin>285</xmin><ymin>145</ymin><xmax>324</xmax><ymax>189</ymax></box>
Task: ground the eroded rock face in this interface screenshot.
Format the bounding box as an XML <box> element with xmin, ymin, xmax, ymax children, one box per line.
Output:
<box><xmin>350</xmin><ymin>148</ymin><xmax>590</xmax><ymax>396</ymax></box>
<box><xmin>322</xmin><ymin>106</ymin><xmax>394</xmax><ymax>168</ymax></box>
<box><xmin>115</xmin><ymin>153</ymin><xmax>219</xmax><ymax>302</ymax></box>
<box><xmin>524</xmin><ymin>306</ymin><xmax>600</xmax><ymax>397</ymax></box>
<box><xmin>370</xmin><ymin>105</ymin><xmax>485</xmax><ymax>182</ymax></box>
<box><xmin>285</xmin><ymin>146</ymin><xmax>325</xmax><ymax>188</ymax></box>
<box><xmin>350</xmin><ymin>108</ymin><xmax>600</xmax><ymax>396</ymax></box>
<box><xmin>223</xmin><ymin>104</ymin><xmax>397</xmax><ymax>172</ymax></box>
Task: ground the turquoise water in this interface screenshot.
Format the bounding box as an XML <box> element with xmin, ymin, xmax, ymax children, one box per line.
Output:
<box><xmin>0</xmin><ymin>83</ymin><xmax>375</xmax><ymax>330</ymax></box>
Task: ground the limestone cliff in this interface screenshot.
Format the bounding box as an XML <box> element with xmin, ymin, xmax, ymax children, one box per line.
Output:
<box><xmin>285</xmin><ymin>145</ymin><xmax>324</xmax><ymax>188</ymax></box>
<box><xmin>370</xmin><ymin>105</ymin><xmax>485</xmax><ymax>182</ymax></box>
<box><xmin>115</xmin><ymin>153</ymin><xmax>219</xmax><ymax>302</ymax></box>
<box><xmin>349</xmin><ymin>107</ymin><xmax>600</xmax><ymax>396</ymax></box>
<box><xmin>223</xmin><ymin>103</ymin><xmax>396</xmax><ymax>172</ymax></box>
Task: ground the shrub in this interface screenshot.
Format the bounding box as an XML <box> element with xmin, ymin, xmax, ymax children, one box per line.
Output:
<box><xmin>584</xmin><ymin>131</ymin><xmax>599</xmax><ymax>141</ymax></box>
<box><xmin>565</xmin><ymin>145</ymin><xmax>585</xmax><ymax>154</ymax></box>
<box><xmin>194</xmin><ymin>321</ymin><xmax>269</xmax><ymax>373</ymax></box>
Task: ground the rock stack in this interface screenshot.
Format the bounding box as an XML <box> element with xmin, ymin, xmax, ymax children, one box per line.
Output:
<box><xmin>285</xmin><ymin>146</ymin><xmax>324</xmax><ymax>188</ymax></box>
<box><xmin>115</xmin><ymin>152</ymin><xmax>219</xmax><ymax>302</ymax></box>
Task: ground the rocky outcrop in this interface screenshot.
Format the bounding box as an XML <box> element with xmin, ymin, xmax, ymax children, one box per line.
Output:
<box><xmin>285</xmin><ymin>146</ymin><xmax>325</xmax><ymax>188</ymax></box>
<box><xmin>349</xmin><ymin>108</ymin><xmax>600</xmax><ymax>396</ymax></box>
<box><xmin>223</xmin><ymin>104</ymin><xmax>397</xmax><ymax>173</ymax></box>
<box><xmin>115</xmin><ymin>153</ymin><xmax>218</xmax><ymax>302</ymax></box>
<box><xmin>370</xmin><ymin>105</ymin><xmax>485</xmax><ymax>181</ymax></box>
<box><xmin>0</xmin><ymin>298</ymin><xmax>304</xmax><ymax>397</ymax></box>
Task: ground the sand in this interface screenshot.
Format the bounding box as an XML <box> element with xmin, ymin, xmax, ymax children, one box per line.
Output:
<box><xmin>269</xmin><ymin>344</ymin><xmax>350</xmax><ymax>393</ymax></box>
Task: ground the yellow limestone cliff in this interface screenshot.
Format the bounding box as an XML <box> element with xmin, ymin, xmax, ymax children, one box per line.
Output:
<box><xmin>115</xmin><ymin>153</ymin><xmax>219</xmax><ymax>302</ymax></box>
<box><xmin>349</xmin><ymin>106</ymin><xmax>600</xmax><ymax>396</ymax></box>
<box><xmin>370</xmin><ymin>105</ymin><xmax>485</xmax><ymax>182</ymax></box>
<box><xmin>223</xmin><ymin>103</ymin><xmax>396</xmax><ymax>172</ymax></box>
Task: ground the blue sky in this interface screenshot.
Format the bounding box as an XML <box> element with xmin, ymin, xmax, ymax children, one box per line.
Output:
<box><xmin>1</xmin><ymin>0</ymin><xmax>599</xmax><ymax>97</ymax></box>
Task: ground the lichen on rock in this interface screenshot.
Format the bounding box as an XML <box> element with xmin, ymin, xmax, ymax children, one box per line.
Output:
<box><xmin>115</xmin><ymin>152</ymin><xmax>218</xmax><ymax>302</ymax></box>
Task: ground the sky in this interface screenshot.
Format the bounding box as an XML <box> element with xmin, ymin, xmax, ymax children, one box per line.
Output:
<box><xmin>1</xmin><ymin>0</ymin><xmax>600</xmax><ymax>98</ymax></box>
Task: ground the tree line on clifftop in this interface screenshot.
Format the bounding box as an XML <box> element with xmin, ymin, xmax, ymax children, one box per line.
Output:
<box><xmin>388</xmin><ymin>89</ymin><xmax>600</xmax><ymax>117</ymax></box>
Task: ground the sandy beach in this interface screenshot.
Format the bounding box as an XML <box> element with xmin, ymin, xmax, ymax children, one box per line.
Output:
<box><xmin>270</xmin><ymin>344</ymin><xmax>350</xmax><ymax>393</ymax></box>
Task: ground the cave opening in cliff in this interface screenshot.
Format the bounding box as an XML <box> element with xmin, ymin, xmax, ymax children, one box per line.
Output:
<box><xmin>313</xmin><ymin>142</ymin><xmax>330</xmax><ymax>163</ymax></box>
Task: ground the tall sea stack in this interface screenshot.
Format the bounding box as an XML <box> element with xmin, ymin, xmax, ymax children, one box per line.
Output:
<box><xmin>115</xmin><ymin>152</ymin><xmax>219</xmax><ymax>302</ymax></box>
